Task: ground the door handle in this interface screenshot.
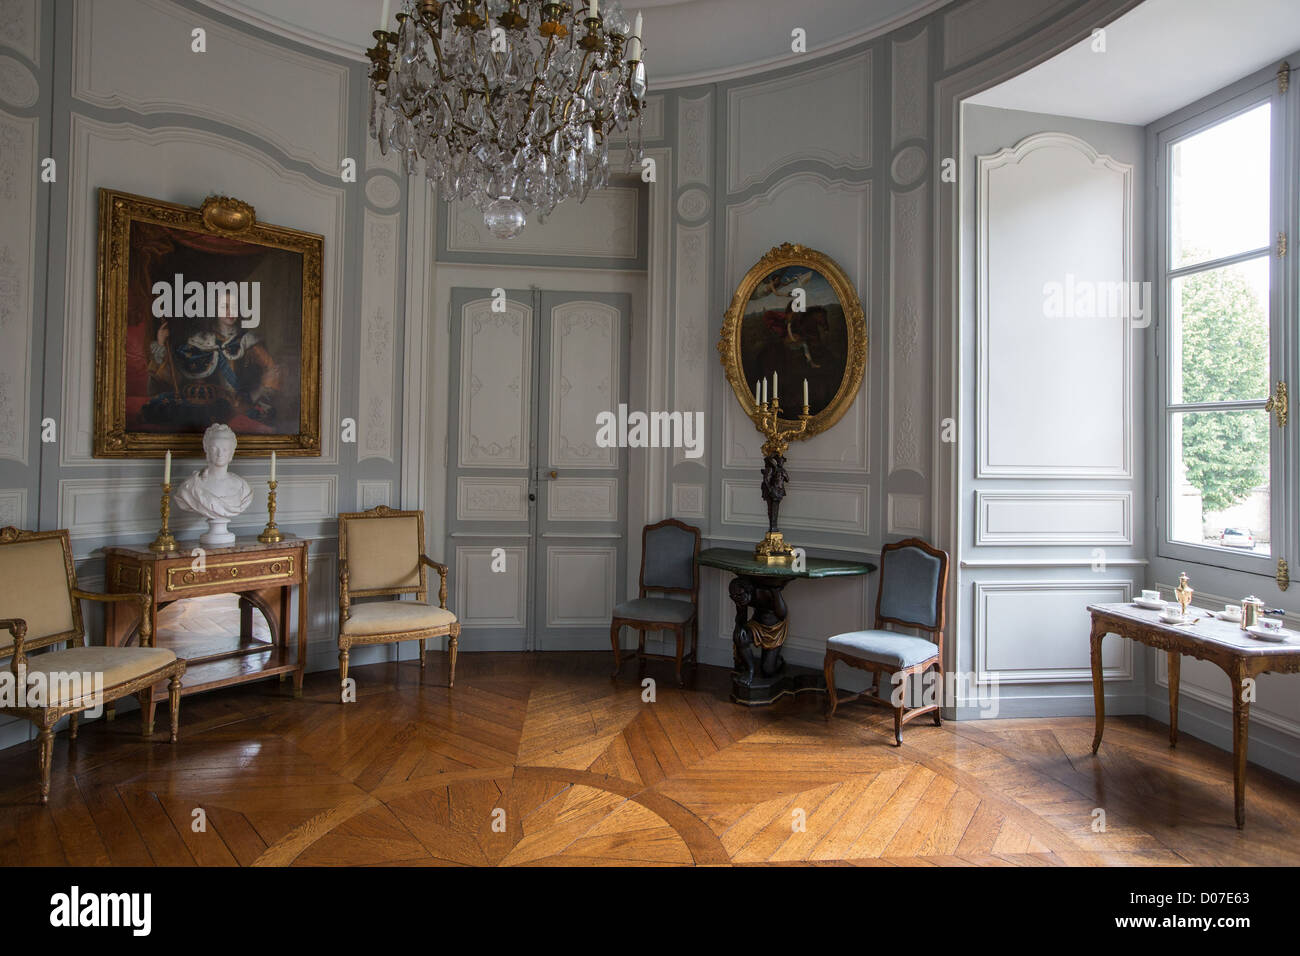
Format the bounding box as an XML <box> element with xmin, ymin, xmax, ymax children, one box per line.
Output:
<box><xmin>528</xmin><ymin>493</ymin><xmax>536</xmax><ymax>502</ymax></box>
<box><xmin>548</xmin><ymin>471</ymin><xmax>558</xmax><ymax>480</ymax></box>
<box><xmin>1265</xmin><ymin>380</ymin><xmax>1287</xmax><ymax>428</ymax></box>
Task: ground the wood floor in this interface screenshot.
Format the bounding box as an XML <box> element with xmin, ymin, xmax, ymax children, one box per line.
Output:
<box><xmin>2</xmin><ymin>651</ymin><xmax>1298</xmax><ymax>866</ymax></box>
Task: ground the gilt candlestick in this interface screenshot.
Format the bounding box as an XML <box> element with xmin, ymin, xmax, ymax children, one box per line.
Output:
<box><xmin>752</xmin><ymin>398</ymin><xmax>812</xmax><ymax>564</ymax></box>
<box><xmin>149</xmin><ymin>483</ymin><xmax>178</xmax><ymax>553</ymax></box>
<box><xmin>258</xmin><ymin>480</ymin><xmax>284</xmax><ymax>544</ymax></box>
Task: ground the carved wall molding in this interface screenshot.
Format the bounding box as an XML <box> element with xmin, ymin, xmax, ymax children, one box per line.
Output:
<box><xmin>358</xmin><ymin>210</ymin><xmax>399</xmax><ymax>464</ymax></box>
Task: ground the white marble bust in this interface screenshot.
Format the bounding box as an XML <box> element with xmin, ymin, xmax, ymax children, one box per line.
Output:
<box><xmin>175</xmin><ymin>423</ymin><xmax>252</xmax><ymax>545</ymax></box>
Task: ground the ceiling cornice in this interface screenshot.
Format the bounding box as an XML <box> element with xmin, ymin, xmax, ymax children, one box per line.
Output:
<box><xmin>196</xmin><ymin>0</ymin><xmax>953</xmax><ymax>88</ymax></box>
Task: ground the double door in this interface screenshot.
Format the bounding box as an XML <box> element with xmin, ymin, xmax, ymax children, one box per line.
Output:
<box><xmin>446</xmin><ymin>288</ymin><xmax>630</xmax><ymax>650</ymax></box>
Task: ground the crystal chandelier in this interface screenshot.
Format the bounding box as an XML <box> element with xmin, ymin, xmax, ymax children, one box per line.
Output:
<box><xmin>367</xmin><ymin>0</ymin><xmax>648</xmax><ymax>239</ymax></box>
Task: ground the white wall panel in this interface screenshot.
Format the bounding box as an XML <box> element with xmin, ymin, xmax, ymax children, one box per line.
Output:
<box><xmin>457</xmin><ymin>477</ymin><xmax>529</xmax><ymax>522</ymax></box>
<box><xmin>357</xmin><ymin>210</ymin><xmax>398</xmax><ymax>463</ymax></box>
<box><xmin>548</xmin><ymin>478</ymin><xmax>618</xmax><ymax>522</ymax></box>
<box><xmin>722</xmin><ymin>478</ymin><xmax>868</xmax><ymax>535</ymax></box>
<box><xmin>0</xmin><ymin>109</ymin><xmax>35</xmax><ymax>465</ymax></box>
<box><xmin>727</xmin><ymin>52</ymin><xmax>872</xmax><ymax>192</ymax></box>
<box><xmin>72</xmin><ymin>0</ymin><xmax>349</xmax><ymax>174</ymax></box>
<box><xmin>546</xmin><ymin>545</ymin><xmax>617</xmax><ymax>626</ymax></box>
<box><xmin>549</xmin><ymin>300</ymin><xmax>619</xmax><ymax>470</ymax></box>
<box><xmin>977</xmin><ymin>132</ymin><xmax>1133</xmax><ymax>478</ymax></box>
<box><xmin>446</xmin><ymin>185</ymin><xmax>639</xmax><ymax>258</ymax></box>
<box><xmin>458</xmin><ymin>298</ymin><xmax>531</xmax><ymax>469</ymax></box>
<box><xmin>974</xmin><ymin>580</ymin><xmax>1133</xmax><ymax>684</ymax></box>
<box><xmin>976</xmin><ymin>490</ymin><xmax>1133</xmax><ymax>546</ymax></box>
<box><xmin>455</xmin><ymin>545</ymin><xmax>528</xmax><ymax>628</ymax></box>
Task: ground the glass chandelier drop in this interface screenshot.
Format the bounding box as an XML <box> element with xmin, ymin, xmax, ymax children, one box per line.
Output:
<box><xmin>367</xmin><ymin>0</ymin><xmax>648</xmax><ymax>239</ymax></box>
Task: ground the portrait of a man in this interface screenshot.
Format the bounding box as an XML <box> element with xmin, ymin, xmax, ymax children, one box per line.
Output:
<box><xmin>95</xmin><ymin>190</ymin><xmax>322</xmax><ymax>458</ymax></box>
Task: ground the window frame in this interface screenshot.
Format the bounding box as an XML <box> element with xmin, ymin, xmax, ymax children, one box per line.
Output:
<box><xmin>1152</xmin><ymin>63</ymin><xmax>1294</xmax><ymax>578</ymax></box>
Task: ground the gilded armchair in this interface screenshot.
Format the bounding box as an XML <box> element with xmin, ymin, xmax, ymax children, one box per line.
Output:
<box><xmin>337</xmin><ymin>506</ymin><xmax>460</xmax><ymax>694</ymax></box>
<box><xmin>0</xmin><ymin>527</ymin><xmax>185</xmax><ymax>803</ymax></box>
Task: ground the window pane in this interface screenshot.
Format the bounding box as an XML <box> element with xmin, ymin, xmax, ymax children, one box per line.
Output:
<box><xmin>1171</xmin><ymin>102</ymin><xmax>1271</xmax><ymax>268</ymax></box>
<box><xmin>1169</xmin><ymin>257</ymin><xmax>1270</xmax><ymax>404</ymax></box>
<box><xmin>1170</xmin><ymin>409</ymin><xmax>1270</xmax><ymax>554</ymax></box>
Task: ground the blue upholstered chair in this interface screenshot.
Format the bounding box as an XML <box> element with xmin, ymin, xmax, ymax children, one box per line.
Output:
<box><xmin>823</xmin><ymin>537</ymin><xmax>949</xmax><ymax>745</ymax></box>
<box><xmin>610</xmin><ymin>519</ymin><xmax>701</xmax><ymax>686</ymax></box>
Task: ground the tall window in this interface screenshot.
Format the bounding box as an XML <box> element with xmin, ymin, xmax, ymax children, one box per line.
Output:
<box><xmin>1157</xmin><ymin>70</ymin><xmax>1289</xmax><ymax>576</ymax></box>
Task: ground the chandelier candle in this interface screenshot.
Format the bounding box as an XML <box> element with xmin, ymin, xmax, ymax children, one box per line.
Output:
<box><xmin>366</xmin><ymin>0</ymin><xmax>650</xmax><ymax>239</ymax></box>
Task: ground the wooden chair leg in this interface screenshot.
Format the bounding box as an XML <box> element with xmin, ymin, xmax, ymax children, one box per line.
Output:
<box><xmin>68</xmin><ymin>712</ymin><xmax>79</xmax><ymax>741</ymax></box>
<box><xmin>932</xmin><ymin>662</ymin><xmax>943</xmax><ymax>726</ymax></box>
<box><xmin>338</xmin><ymin>646</ymin><xmax>350</xmax><ymax>698</ymax></box>
<box><xmin>610</xmin><ymin>622</ymin><xmax>622</xmax><ymax>677</ymax></box>
<box><xmin>447</xmin><ymin>634</ymin><xmax>458</xmax><ymax>688</ymax></box>
<box><xmin>168</xmin><ymin>674</ymin><xmax>182</xmax><ymax>743</ymax></box>
<box><xmin>824</xmin><ymin>654</ymin><xmax>838</xmax><ymax>719</ymax></box>
<box><xmin>893</xmin><ymin>705</ymin><xmax>904</xmax><ymax>746</ymax></box>
<box><xmin>674</xmin><ymin>626</ymin><xmax>685</xmax><ymax>687</ymax></box>
<box><xmin>418</xmin><ymin>638</ymin><xmax>427</xmax><ymax>673</ymax></box>
<box><xmin>37</xmin><ymin>725</ymin><xmax>54</xmax><ymax>805</ymax></box>
<box><xmin>137</xmin><ymin>691</ymin><xmax>156</xmax><ymax>738</ymax></box>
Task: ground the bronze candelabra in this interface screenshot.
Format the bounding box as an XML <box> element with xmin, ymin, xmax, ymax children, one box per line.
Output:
<box><xmin>752</xmin><ymin>397</ymin><xmax>812</xmax><ymax>564</ymax></box>
<box><xmin>149</xmin><ymin>483</ymin><xmax>178</xmax><ymax>553</ymax></box>
<box><xmin>258</xmin><ymin>480</ymin><xmax>284</xmax><ymax>544</ymax></box>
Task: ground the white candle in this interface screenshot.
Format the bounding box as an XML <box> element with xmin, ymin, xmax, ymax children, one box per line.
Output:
<box><xmin>270</xmin><ymin>450</ymin><xmax>277</xmax><ymax>483</ymax></box>
<box><xmin>628</xmin><ymin>11</ymin><xmax>643</xmax><ymax>59</ymax></box>
<box><xmin>754</xmin><ymin>380</ymin><xmax>761</xmax><ymax>405</ymax></box>
<box><xmin>589</xmin><ymin>0</ymin><xmax>598</xmax><ymax>18</ymax></box>
<box><xmin>164</xmin><ymin>450</ymin><xmax>171</xmax><ymax>485</ymax></box>
<box><xmin>761</xmin><ymin>378</ymin><xmax>768</xmax><ymax>405</ymax></box>
<box><xmin>803</xmin><ymin>379</ymin><xmax>809</xmax><ymax>408</ymax></box>
<box><xmin>380</xmin><ymin>0</ymin><xmax>389</xmax><ymax>29</ymax></box>
<box><xmin>773</xmin><ymin>371</ymin><xmax>778</xmax><ymax>403</ymax></box>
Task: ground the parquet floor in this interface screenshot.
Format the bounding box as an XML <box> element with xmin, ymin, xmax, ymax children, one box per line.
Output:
<box><xmin>2</xmin><ymin>652</ymin><xmax>1298</xmax><ymax>866</ymax></box>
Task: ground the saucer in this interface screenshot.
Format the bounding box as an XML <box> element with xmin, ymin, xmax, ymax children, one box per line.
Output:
<box><xmin>1158</xmin><ymin>613</ymin><xmax>1188</xmax><ymax>625</ymax></box>
<box><xmin>1134</xmin><ymin>598</ymin><xmax>1164</xmax><ymax>610</ymax></box>
<box><xmin>1246</xmin><ymin>624</ymin><xmax>1294</xmax><ymax>642</ymax></box>
<box><xmin>1216</xmin><ymin>612</ymin><xmax>1243</xmax><ymax>623</ymax></box>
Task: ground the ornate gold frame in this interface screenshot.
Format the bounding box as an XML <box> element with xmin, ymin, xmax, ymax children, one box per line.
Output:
<box><xmin>717</xmin><ymin>242</ymin><xmax>867</xmax><ymax>439</ymax></box>
<box><xmin>94</xmin><ymin>189</ymin><xmax>323</xmax><ymax>458</ymax></box>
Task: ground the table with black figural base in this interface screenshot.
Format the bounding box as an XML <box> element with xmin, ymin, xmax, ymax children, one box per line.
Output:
<box><xmin>698</xmin><ymin>547</ymin><xmax>876</xmax><ymax>706</ymax></box>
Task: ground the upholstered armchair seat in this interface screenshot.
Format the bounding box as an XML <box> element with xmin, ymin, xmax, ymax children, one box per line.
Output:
<box><xmin>336</xmin><ymin>506</ymin><xmax>460</xmax><ymax>695</ymax></box>
<box><xmin>825</xmin><ymin>630</ymin><xmax>940</xmax><ymax>669</ymax></box>
<box><xmin>824</xmin><ymin>537</ymin><xmax>950</xmax><ymax>746</ymax></box>
<box><xmin>341</xmin><ymin>601</ymin><xmax>457</xmax><ymax>637</ymax></box>
<box><xmin>0</xmin><ymin>526</ymin><xmax>186</xmax><ymax>804</ymax></box>
<box><xmin>611</xmin><ymin>597</ymin><xmax>695</xmax><ymax>625</ymax></box>
<box><xmin>610</xmin><ymin>519</ymin><xmax>702</xmax><ymax>686</ymax></box>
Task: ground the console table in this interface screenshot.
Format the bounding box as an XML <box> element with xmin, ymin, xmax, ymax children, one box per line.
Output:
<box><xmin>1088</xmin><ymin>602</ymin><xmax>1300</xmax><ymax>828</ymax></box>
<box><xmin>103</xmin><ymin>537</ymin><xmax>309</xmax><ymax>726</ymax></box>
<box><xmin>698</xmin><ymin>547</ymin><xmax>876</xmax><ymax>705</ymax></box>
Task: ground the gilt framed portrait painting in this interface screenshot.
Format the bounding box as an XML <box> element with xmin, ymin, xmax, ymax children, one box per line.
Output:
<box><xmin>94</xmin><ymin>189</ymin><xmax>323</xmax><ymax>458</ymax></box>
<box><xmin>718</xmin><ymin>243</ymin><xmax>867</xmax><ymax>438</ymax></box>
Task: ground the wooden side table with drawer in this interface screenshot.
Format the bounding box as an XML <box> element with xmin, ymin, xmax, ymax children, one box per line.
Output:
<box><xmin>103</xmin><ymin>537</ymin><xmax>309</xmax><ymax>725</ymax></box>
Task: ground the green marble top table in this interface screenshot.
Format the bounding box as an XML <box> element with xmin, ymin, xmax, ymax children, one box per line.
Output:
<box><xmin>697</xmin><ymin>547</ymin><xmax>876</xmax><ymax>705</ymax></box>
<box><xmin>697</xmin><ymin>547</ymin><xmax>875</xmax><ymax>579</ymax></box>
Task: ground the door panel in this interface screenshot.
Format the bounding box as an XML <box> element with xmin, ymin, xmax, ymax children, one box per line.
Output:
<box><xmin>447</xmin><ymin>288</ymin><xmax>535</xmax><ymax>650</ymax></box>
<box><xmin>446</xmin><ymin>288</ymin><xmax>630</xmax><ymax>652</ymax></box>
<box><xmin>533</xmin><ymin>292</ymin><xmax>630</xmax><ymax>649</ymax></box>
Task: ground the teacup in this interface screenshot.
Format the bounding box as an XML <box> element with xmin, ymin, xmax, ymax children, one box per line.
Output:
<box><xmin>1159</xmin><ymin>603</ymin><xmax>1185</xmax><ymax>622</ymax></box>
<box><xmin>1260</xmin><ymin>617</ymin><xmax>1283</xmax><ymax>631</ymax></box>
<box><xmin>1141</xmin><ymin>589</ymin><xmax>1160</xmax><ymax>603</ymax></box>
<box><xmin>1220</xmin><ymin>604</ymin><xmax>1242</xmax><ymax>621</ymax></box>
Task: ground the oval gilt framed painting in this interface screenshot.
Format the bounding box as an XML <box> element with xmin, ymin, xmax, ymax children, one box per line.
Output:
<box><xmin>718</xmin><ymin>243</ymin><xmax>867</xmax><ymax>439</ymax></box>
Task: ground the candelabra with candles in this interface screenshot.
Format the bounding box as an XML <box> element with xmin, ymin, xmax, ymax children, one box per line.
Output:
<box><xmin>258</xmin><ymin>451</ymin><xmax>284</xmax><ymax>544</ymax></box>
<box><xmin>149</xmin><ymin>450</ymin><xmax>178</xmax><ymax>553</ymax></box>
<box><xmin>752</xmin><ymin>377</ymin><xmax>812</xmax><ymax>564</ymax></box>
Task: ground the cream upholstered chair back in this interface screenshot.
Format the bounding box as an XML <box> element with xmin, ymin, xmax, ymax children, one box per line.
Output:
<box><xmin>337</xmin><ymin>507</ymin><xmax>427</xmax><ymax>599</ymax></box>
<box><xmin>0</xmin><ymin>528</ymin><xmax>82</xmax><ymax>655</ymax></box>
